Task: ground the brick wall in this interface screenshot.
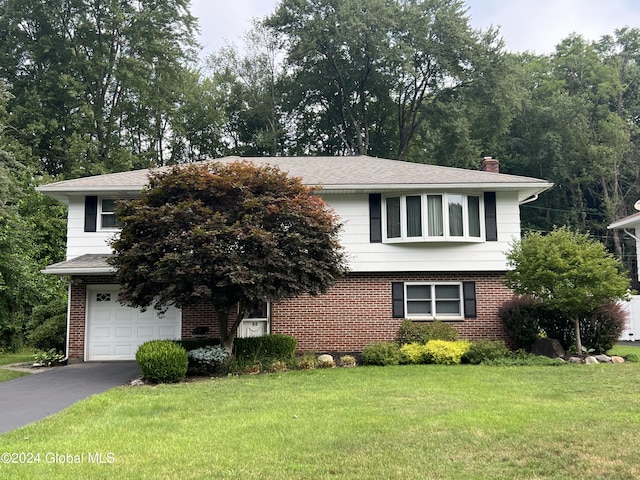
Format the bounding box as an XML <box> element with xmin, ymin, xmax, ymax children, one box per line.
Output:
<box><xmin>67</xmin><ymin>272</ymin><xmax>514</xmax><ymax>360</ymax></box>
<box><xmin>271</xmin><ymin>272</ymin><xmax>513</xmax><ymax>353</ymax></box>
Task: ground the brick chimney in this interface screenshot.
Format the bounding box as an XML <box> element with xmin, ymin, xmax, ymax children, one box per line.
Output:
<box><xmin>480</xmin><ymin>156</ymin><xmax>499</xmax><ymax>173</ymax></box>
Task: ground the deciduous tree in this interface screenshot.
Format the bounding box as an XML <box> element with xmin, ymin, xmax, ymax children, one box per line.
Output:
<box><xmin>109</xmin><ymin>161</ymin><xmax>348</xmax><ymax>348</ymax></box>
<box><xmin>505</xmin><ymin>227</ymin><xmax>631</xmax><ymax>354</ymax></box>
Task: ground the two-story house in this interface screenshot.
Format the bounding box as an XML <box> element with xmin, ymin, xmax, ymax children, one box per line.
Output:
<box><xmin>39</xmin><ymin>155</ymin><xmax>552</xmax><ymax>362</ymax></box>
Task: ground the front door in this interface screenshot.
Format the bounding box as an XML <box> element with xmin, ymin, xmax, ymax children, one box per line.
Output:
<box><xmin>238</xmin><ymin>302</ymin><xmax>270</xmax><ymax>338</ymax></box>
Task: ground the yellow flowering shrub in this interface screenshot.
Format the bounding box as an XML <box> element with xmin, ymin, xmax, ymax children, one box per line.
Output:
<box><xmin>424</xmin><ymin>340</ymin><xmax>472</xmax><ymax>365</ymax></box>
<box><xmin>400</xmin><ymin>342</ymin><xmax>429</xmax><ymax>364</ymax></box>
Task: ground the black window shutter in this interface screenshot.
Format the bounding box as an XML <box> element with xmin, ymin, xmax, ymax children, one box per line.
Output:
<box><xmin>369</xmin><ymin>193</ymin><xmax>382</xmax><ymax>243</ymax></box>
<box><xmin>462</xmin><ymin>281</ymin><xmax>477</xmax><ymax>318</ymax></box>
<box><xmin>84</xmin><ymin>196</ymin><xmax>98</xmax><ymax>232</ymax></box>
<box><xmin>484</xmin><ymin>192</ymin><xmax>497</xmax><ymax>241</ymax></box>
<box><xmin>392</xmin><ymin>282</ymin><xmax>405</xmax><ymax>318</ymax></box>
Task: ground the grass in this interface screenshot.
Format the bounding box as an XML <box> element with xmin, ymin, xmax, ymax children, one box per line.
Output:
<box><xmin>608</xmin><ymin>344</ymin><xmax>639</xmax><ymax>359</ymax></box>
<box><xmin>1</xmin><ymin>361</ymin><xmax>640</xmax><ymax>479</ymax></box>
<box><xmin>0</xmin><ymin>350</ymin><xmax>36</xmax><ymax>367</ymax></box>
<box><xmin>0</xmin><ymin>350</ymin><xmax>36</xmax><ymax>383</ymax></box>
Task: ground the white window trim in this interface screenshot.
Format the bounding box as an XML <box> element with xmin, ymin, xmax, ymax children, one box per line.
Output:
<box><xmin>237</xmin><ymin>302</ymin><xmax>271</xmax><ymax>338</ymax></box>
<box><xmin>98</xmin><ymin>197</ymin><xmax>121</xmax><ymax>231</ymax></box>
<box><xmin>404</xmin><ymin>282</ymin><xmax>464</xmax><ymax>320</ymax></box>
<box><xmin>382</xmin><ymin>192</ymin><xmax>485</xmax><ymax>243</ymax></box>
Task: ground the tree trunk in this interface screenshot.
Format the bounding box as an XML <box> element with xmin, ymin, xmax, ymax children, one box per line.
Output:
<box><xmin>217</xmin><ymin>305</ymin><xmax>247</xmax><ymax>350</ymax></box>
<box><xmin>573</xmin><ymin>316</ymin><xmax>583</xmax><ymax>355</ymax></box>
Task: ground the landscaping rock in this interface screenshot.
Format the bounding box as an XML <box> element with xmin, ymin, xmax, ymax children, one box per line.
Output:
<box><xmin>611</xmin><ymin>356</ymin><xmax>626</xmax><ymax>364</ymax></box>
<box><xmin>594</xmin><ymin>354</ymin><xmax>612</xmax><ymax>364</ymax></box>
<box><xmin>584</xmin><ymin>356</ymin><xmax>599</xmax><ymax>364</ymax></box>
<box><xmin>531</xmin><ymin>338</ymin><xmax>565</xmax><ymax>359</ymax></box>
<box><xmin>318</xmin><ymin>354</ymin><xmax>334</xmax><ymax>363</ymax></box>
<box><xmin>568</xmin><ymin>356</ymin><xmax>584</xmax><ymax>364</ymax></box>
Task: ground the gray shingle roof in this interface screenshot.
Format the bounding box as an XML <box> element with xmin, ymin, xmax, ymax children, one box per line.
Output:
<box><xmin>38</xmin><ymin>156</ymin><xmax>552</xmax><ymax>197</ymax></box>
<box><xmin>41</xmin><ymin>254</ymin><xmax>114</xmax><ymax>275</ymax></box>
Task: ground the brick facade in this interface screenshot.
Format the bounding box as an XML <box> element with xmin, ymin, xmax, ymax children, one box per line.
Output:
<box><xmin>67</xmin><ymin>272</ymin><xmax>514</xmax><ymax>360</ymax></box>
<box><xmin>272</xmin><ymin>272</ymin><xmax>513</xmax><ymax>353</ymax></box>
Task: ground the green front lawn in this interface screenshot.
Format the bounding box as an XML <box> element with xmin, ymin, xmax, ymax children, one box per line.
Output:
<box><xmin>2</xmin><ymin>361</ymin><xmax>640</xmax><ymax>479</ymax></box>
<box><xmin>0</xmin><ymin>350</ymin><xmax>36</xmax><ymax>367</ymax></box>
<box><xmin>0</xmin><ymin>369</ymin><xmax>27</xmax><ymax>382</ymax></box>
<box><xmin>0</xmin><ymin>351</ymin><xmax>36</xmax><ymax>382</ymax></box>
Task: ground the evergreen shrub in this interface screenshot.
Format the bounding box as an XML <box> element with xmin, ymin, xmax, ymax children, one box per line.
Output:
<box><xmin>395</xmin><ymin>319</ymin><xmax>458</xmax><ymax>345</ymax></box>
<box><xmin>233</xmin><ymin>334</ymin><xmax>297</xmax><ymax>361</ymax></box>
<box><xmin>462</xmin><ymin>340</ymin><xmax>510</xmax><ymax>364</ymax></box>
<box><xmin>362</xmin><ymin>342</ymin><xmax>402</xmax><ymax>366</ymax></box>
<box><xmin>135</xmin><ymin>340</ymin><xmax>188</xmax><ymax>383</ymax></box>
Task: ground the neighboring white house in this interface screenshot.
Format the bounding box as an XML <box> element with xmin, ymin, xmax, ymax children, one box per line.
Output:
<box><xmin>38</xmin><ymin>155</ymin><xmax>553</xmax><ymax>361</ymax></box>
<box><xmin>608</xmin><ymin>211</ymin><xmax>640</xmax><ymax>341</ymax></box>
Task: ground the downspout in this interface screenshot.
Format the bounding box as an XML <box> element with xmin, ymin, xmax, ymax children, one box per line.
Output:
<box><xmin>623</xmin><ymin>229</ymin><xmax>640</xmax><ymax>283</ymax></box>
<box><xmin>623</xmin><ymin>229</ymin><xmax>640</xmax><ymax>243</ymax></box>
<box><xmin>63</xmin><ymin>280</ymin><xmax>71</xmax><ymax>363</ymax></box>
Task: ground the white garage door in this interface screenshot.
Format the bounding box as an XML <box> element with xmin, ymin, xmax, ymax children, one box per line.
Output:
<box><xmin>86</xmin><ymin>285</ymin><xmax>181</xmax><ymax>361</ymax></box>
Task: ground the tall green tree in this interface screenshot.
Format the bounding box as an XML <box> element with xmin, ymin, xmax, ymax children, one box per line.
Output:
<box><xmin>504</xmin><ymin>30</ymin><xmax>640</xmax><ymax>279</ymax></box>
<box><xmin>110</xmin><ymin>162</ymin><xmax>348</xmax><ymax>348</ymax></box>
<box><xmin>0</xmin><ymin>80</ymin><xmax>66</xmax><ymax>351</ymax></box>
<box><xmin>0</xmin><ymin>156</ymin><xmax>67</xmax><ymax>351</ymax></box>
<box><xmin>264</xmin><ymin>0</ymin><xmax>506</xmax><ymax>160</ymax></box>
<box><xmin>0</xmin><ymin>0</ymin><xmax>199</xmax><ymax>176</ymax></box>
<box><xmin>206</xmin><ymin>22</ymin><xmax>286</xmax><ymax>156</ymax></box>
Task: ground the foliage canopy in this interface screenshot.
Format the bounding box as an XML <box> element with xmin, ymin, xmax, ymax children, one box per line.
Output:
<box><xmin>505</xmin><ymin>227</ymin><xmax>631</xmax><ymax>352</ymax></box>
<box><xmin>109</xmin><ymin>161</ymin><xmax>348</xmax><ymax>347</ymax></box>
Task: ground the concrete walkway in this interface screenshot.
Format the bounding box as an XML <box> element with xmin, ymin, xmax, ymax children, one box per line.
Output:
<box><xmin>0</xmin><ymin>362</ymin><xmax>140</xmax><ymax>434</ymax></box>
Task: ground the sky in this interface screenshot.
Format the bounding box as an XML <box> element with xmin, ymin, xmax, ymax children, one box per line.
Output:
<box><xmin>190</xmin><ymin>0</ymin><xmax>640</xmax><ymax>59</ymax></box>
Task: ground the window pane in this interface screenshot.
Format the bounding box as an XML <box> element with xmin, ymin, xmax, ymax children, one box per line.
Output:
<box><xmin>246</xmin><ymin>302</ymin><xmax>268</xmax><ymax>319</ymax></box>
<box><xmin>448</xmin><ymin>195</ymin><xmax>463</xmax><ymax>236</ymax></box>
<box><xmin>427</xmin><ymin>195</ymin><xmax>443</xmax><ymax>236</ymax></box>
<box><xmin>101</xmin><ymin>199</ymin><xmax>117</xmax><ymax>213</ymax></box>
<box><xmin>435</xmin><ymin>301</ymin><xmax>461</xmax><ymax>315</ymax></box>
<box><xmin>406</xmin><ymin>196</ymin><xmax>422</xmax><ymax>237</ymax></box>
<box><xmin>435</xmin><ymin>285</ymin><xmax>460</xmax><ymax>299</ymax></box>
<box><xmin>407</xmin><ymin>284</ymin><xmax>431</xmax><ymax>300</ymax></box>
<box><xmin>468</xmin><ymin>196</ymin><xmax>481</xmax><ymax>237</ymax></box>
<box><xmin>434</xmin><ymin>285</ymin><xmax>460</xmax><ymax>316</ymax></box>
<box><xmin>386</xmin><ymin>197</ymin><xmax>401</xmax><ymax>238</ymax></box>
<box><xmin>101</xmin><ymin>214</ymin><xmax>118</xmax><ymax>228</ymax></box>
<box><xmin>407</xmin><ymin>301</ymin><xmax>431</xmax><ymax>315</ymax></box>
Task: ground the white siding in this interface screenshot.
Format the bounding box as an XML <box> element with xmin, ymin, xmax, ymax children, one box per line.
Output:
<box><xmin>65</xmin><ymin>191</ymin><xmax>522</xmax><ymax>272</ymax></box>
<box><xmin>66</xmin><ymin>197</ymin><xmax>115</xmax><ymax>259</ymax></box>
<box><xmin>324</xmin><ymin>192</ymin><xmax>520</xmax><ymax>273</ymax></box>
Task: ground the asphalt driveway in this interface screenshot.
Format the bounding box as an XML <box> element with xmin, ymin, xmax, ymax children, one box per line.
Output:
<box><xmin>0</xmin><ymin>362</ymin><xmax>140</xmax><ymax>434</ymax></box>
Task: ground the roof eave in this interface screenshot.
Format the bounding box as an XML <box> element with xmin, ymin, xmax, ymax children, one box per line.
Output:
<box><xmin>41</xmin><ymin>266</ymin><xmax>115</xmax><ymax>276</ymax></box>
<box><xmin>39</xmin><ymin>182</ymin><xmax>554</xmax><ymax>194</ymax></box>
<box><xmin>608</xmin><ymin>215</ymin><xmax>640</xmax><ymax>230</ymax></box>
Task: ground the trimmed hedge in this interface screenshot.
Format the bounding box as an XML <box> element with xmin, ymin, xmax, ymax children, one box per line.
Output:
<box><xmin>395</xmin><ymin>320</ymin><xmax>458</xmax><ymax>345</ymax></box>
<box><xmin>362</xmin><ymin>342</ymin><xmax>402</xmax><ymax>366</ymax></box>
<box><xmin>233</xmin><ymin>334</ymin><xmax>297</xmax><ymax>361</ymax></box>
<box><xmin>462</xmin><ymin>340</ymin><xmax>509</xmax><ymax>364</ymax></box>
<box><xmin>176</xmin><ymin>337</ymin><xmax>220</xmax><ymax>352</ymax></box>
<box><xmin>401</xmin><ymin>340</ymin><xmax>472</xmax><ymax>365</ymax></box>
<box><xmin>136</xmin><ymin>340</ymin><xmax>188</xmax><ymax>383</ymax></box>
<box><xmin>424</xmin><ymin>340</ymin><xmax>471</xmax><ymax>365</ymax></box>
